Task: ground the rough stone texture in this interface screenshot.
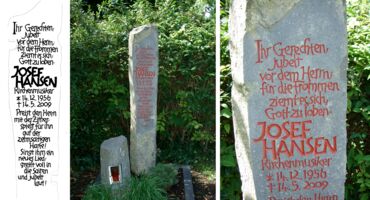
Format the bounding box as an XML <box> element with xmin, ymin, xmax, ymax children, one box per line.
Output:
<box><xmin>230</xmin><ymin>0</ymin><xmax>347</xmax><ymax>199</ymax></box>
<box><xmin>100</xmin><ymin>135</ymin><xmax>131</xmax><ymax>188</ymax></box>
<box><xmin>183</xmin><ymin>166</ymin><xmax>195</xmax><ymax>200</ymax></box>
<box><xmin>129</xmin><ymin>25</ymin><xmax>158</xmax><ymax>175</ymax></box>
<box><xmin>246</xmin><ymin>0</ymin><xmax>301</xmax><ymax>32</ymax></box>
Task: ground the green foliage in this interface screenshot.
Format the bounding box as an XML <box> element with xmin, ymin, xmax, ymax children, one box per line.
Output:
<box><xmin>346</xmin><ymin>0</ymin><xmax>370</xmax><ymax>199</ymax></box>
<box><xmin>83</xmin><ymin>163</ymin><xmax>178</xmax><ymax>199</ymax></box>
<box><xmin>82</xmin><ymin>177</ymin><xmax>167</xmax><ymax>200</ymax></box>
<box><xmin>220</xmin><ymin>0</ymin><xmax>241</xmax><ymax>199</ymax></box>
<box><xmin>221</xmin><ymin>141</ymin><xmax>241</xmax><ymax>200</ymax></box>
<box><xmin>83</xmin><ymin>184</ymin><xmax>116</xmax><ymax>200</ymax></box>
<box><xmin>346</xmin><ymin>133</ymin><xmax>370</xmax><ymax>199</ymax></box>
<box><xmin>347</xmin><ymin>0</ymin><xmax>370</xmax><ymax>124</ymax></box>
<box><xmin>71</xmin><ymin>0</ymin><xmax>215</xmax><ymax>174</ymax></box>
<box><xmin>147</xmin><ymin>163</ymin><xmax>178</xmax><ymax>189</ymax></box>
<box><xmin>157</xmin><ymin>139</ymin><xmax>215</xmax><ymax>179</ymax></box>
<box><xmin>220</xmin><ymin>64</ymin><xmax>241</xmax><ymax>199</ymax></box>
<box><xmin>123</xmin><ymin>176</ymin><xmax>167</xmax><ymax>200</ymax></box>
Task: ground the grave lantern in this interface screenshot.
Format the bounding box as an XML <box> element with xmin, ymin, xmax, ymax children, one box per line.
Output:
<box><xmin>109</xmin><ymin>165</ymin><xmax>121</xmax><ymax>184</ymax></box>
<box><xmin>100</xmin><ymin>136</ymin><xmax>130</xmax><ymax>187</ymax></box>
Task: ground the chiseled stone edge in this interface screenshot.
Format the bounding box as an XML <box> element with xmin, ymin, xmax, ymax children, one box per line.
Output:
<box><xmin>229</xmin><ymin>1</ymin><xmax>256</xmax><ymax>198</ymax></box>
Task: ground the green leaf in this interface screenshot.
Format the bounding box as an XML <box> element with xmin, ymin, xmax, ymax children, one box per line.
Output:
<box><xmin>221</xmin><ymin>153</ymin><xmax>236</xmax><ymax>167</ymax></box>
<box><xmin>223</xmin><ymin>123</ymin><xmax>231</xmax><ymax>134</ymax></box>
<box><xmin>221</xmin><ymin>108</ymin><xmax>232</xmax><ymax>118</ymax></box>
<box><xmin>360</xmin><ymin>193</ymin><xmax>369</xmax><ymax>200</ymax></box>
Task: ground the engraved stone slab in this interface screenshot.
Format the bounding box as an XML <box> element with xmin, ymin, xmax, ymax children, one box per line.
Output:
<box><xmin>229</xmin><ymin>0</ymin><xmax>347</xmax><ymax>199</ymax></box>
<box><xmin>100</xmin><ymin>135</ymin><xmax>131</xmax><ymax>188</ymax></box>
<box><xmin>129</xmin><ymin>25</ymin><xmax>158</xmax><ymax>175</ymax></box>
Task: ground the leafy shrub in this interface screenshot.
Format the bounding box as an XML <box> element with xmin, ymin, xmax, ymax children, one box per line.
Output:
<box><xmin>220</xmin><ymin>0</ymin><xmax>242</xmax><ymax>199</ymax></box>
<box><xmin>147</xmin><ymin>163</ymin><xmax>178</xmax><ymax>189</ymax></box>
<box><xmin>346</xmin><ymin>0</ymin><xmax>370</xmax><ymax>199</ymax></box>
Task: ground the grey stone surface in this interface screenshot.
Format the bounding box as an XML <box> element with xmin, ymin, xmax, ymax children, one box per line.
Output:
<box><xmin>100</xmin><ymin>135</ymin><xmax>131</xmax><ymax>188</ymax></box>
<box><xmin>229</xmin><ymin>0</ymin><xmax>347</xmax><ymax>199</ymax></box>
<box><xmin>182</xmin><ymin>166</ymin><xmax>195</xmax><ymax>200</ymax></box>
<box><xmin>129</xmin><ymin>25</ymin><xmax>158</xmax><ymax>175</ymax></box>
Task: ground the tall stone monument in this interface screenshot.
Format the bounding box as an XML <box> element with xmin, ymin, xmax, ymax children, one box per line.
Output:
<box><xmin>129</xmin><ymin>25</ymin><xmax>158</xmax><ymax>175</ymax></box>
<box><xmin>229</xmin><ymin>0</ymin><xmax>347</xmax><ymax>199</ymax></box>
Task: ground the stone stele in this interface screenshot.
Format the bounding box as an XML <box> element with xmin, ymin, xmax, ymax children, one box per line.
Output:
<box><xmin>129</xmin><ymin>24</ymin><xmax>158</xmax><ymax>175</ymax></box>
<box><xmin>100</xmin><ymin>135</ymin><xmax>131</xmax><ymax>188</ymax></box>
<box><xmin>229</xmin><ymin>0</ymin><xmax>347</xmax><ymax>199</ymax></box>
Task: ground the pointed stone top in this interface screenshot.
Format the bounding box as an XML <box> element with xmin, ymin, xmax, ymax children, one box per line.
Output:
<box><xmin>129</xmin><ymin>24</ymin><xmax>158</xmax><ymax>42</ymax></box>
<box><xmin>130</xmin><ymin>24</ymin><xmax>157</xmax><ymax>34</ymax></box>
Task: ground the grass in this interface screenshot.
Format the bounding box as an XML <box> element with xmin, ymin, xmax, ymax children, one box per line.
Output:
<box><xmin>147</xmin><ymin>163</ymin><xmax>178</xmax><ymax>189</ymax></box>
<box><xmin>83</xmin><ymin>163</ymin><xmax>178</xmax><ymax>200</ymax></box>
<box><xmin>83</xmin><ymin>184</ymin><xmax>116</xmax><ymax>200</ymax></box>
<box><xmin>123</xmin><ymin>176</ymin><xmax>167</xmax><ymax>200</ymax></box>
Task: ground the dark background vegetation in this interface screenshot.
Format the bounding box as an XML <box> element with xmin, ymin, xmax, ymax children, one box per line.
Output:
<box><xmin>220</xmin><ymin>0</ymin><xmax>370</xmax><ymax>199</ymax></box>
<box><xmin>71</xmin><ymin>0</ymin><xmax>215</xmax><ymax>197</ymax></box>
